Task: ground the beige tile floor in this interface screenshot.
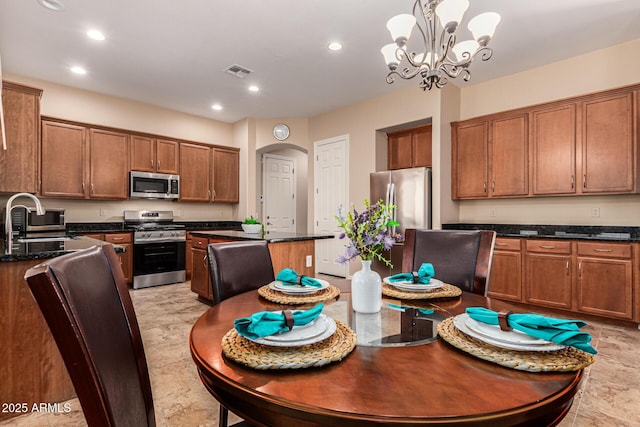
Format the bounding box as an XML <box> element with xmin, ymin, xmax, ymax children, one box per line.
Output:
<box><xmin>2</xmin><ymin>281</ymin><xmax>639</xmax><ymax>426</ymax></box>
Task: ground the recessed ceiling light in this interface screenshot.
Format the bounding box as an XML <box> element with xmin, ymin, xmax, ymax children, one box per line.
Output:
<box><xmin>248</xmin><ymin>85</ymin><xmax>260</xmax><ymax>92</ymax></box>
<box><xmin>86</xmin><ymin>29</ymin><xmax>105</xmax><ymax>41</ymax></box>
<box><xmin>37</xmin><ymin>0</ymin><xmax>65</xmax><ymax>11</ymax></box>
<box><xmin>211</xmin><ymin>104</ymin><xmax>223</xmax><ymax>111</ymax></box>
<box><xmin>328</xmin><ymin>42</ymin><xmax>343</xmax><ymax>51</ymax></box>
<box><xmin>70</xmin><ymin>66</ymin><xmax>87</xmax><ymax>75</ymax></box>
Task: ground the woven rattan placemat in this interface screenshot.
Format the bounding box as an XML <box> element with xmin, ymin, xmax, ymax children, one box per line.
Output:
<box><xmin>258</xmin><ymin>285</ymin><xmax>341</xmax><ymax>305</ymax></box>
<box><xmin>437</xmin><ymin>317</ymin><xmax>595</xmax><ymax>372</ymax></box>
<box><xmin>382</xmin><ymin>282</ymin><xmax>462</xmax><ymax>300</ymax></box>
<box><xmin>222</xmin><ymin>320</ymin><xmax>356</xmax><ymax>370</ymax></box>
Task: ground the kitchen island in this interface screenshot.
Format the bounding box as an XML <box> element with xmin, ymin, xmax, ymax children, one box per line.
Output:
<box><xmin>0</xmin><ymin>236</ymin><xmax>123</xmax><ymax>422</ymax></box>
<box><xmin>189</xmin><ymin>230</ymin><xmax>333</xmax><ymax>303</ymax></box>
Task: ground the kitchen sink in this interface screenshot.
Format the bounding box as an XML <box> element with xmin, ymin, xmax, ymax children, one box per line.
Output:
<box><xmin>17</xmin><ymin>236</ymin><xmax>77</xmax><ymax>243</ymax></box>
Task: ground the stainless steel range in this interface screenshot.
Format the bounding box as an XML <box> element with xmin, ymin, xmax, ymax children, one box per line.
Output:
<box><xmin>124</xmin><ymin>210</ymin><xmax>186</xmax><ymax>289</ymax></box>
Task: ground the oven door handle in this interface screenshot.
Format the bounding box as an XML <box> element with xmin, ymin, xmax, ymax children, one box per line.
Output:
<box><xmin>134</xmin><ymin>238</ymin><xmax>186</xmax><ymax>244</ymax></box>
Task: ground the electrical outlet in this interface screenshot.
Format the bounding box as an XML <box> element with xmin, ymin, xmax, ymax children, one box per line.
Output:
<box><xmin>591</xmin><ymin>207</ymin><xmax>600</xmax><ymax>218</ymax></box>
<box><xmin>305</xmin><ymin>255</ymin><xmax>313</xmax><ymax>267</ymax></box>
<box><xmin>490</xmin><ymin>209</ymin><xmax>496</xmax><ymax>217</ymax></box>
<box><xmin>99</xmin><ymin>208</ymin><xmax>106</xmax><ymax>217</ymax></box>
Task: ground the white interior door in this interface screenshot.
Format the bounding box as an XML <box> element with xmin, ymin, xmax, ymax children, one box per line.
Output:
<box><xmin>314</xmin><ymin>135</ymin><xmax>349</xmax><ymax>277</ymax></box>
<box><xmin>263</xmin><ymin>154</ymin><xmax>296</xmax><ymax>233</ymax></box>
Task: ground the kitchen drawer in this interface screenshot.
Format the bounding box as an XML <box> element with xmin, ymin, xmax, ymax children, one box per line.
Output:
<box><xmin>577</xmin><ymin>242</ymin><xmax>632</xmax><ymax>259</ymax></box>
<box><xmin>494</xmin><ymin>237</ymin><xmax>521</xmax><ymax>251</ymax></box>
<box><xmin>192</xmin><ymin>236</ymin><xmax>209</xmax><ymax>249</ymax></box>
<box><xmin>104</xmin><ymin>233</ymin><xmax>132</xmax><ymax>244</ymax></box>
<box><xmin>525</xmin><ymin>239</ymin><xmax>572</xmax><ymax>254</ymax></box>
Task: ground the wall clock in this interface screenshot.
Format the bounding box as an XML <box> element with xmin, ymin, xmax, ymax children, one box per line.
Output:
<box><xmin>273</xmin><ymin>123</ymin><xmax>290</xmax><ymax>141</ymax></box>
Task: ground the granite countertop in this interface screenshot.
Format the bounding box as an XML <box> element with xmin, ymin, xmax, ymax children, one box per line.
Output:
<box><xmin>189</xmin><ymin>229</ymin><xmax>334</xmax><ymax>243</ymax></box>
<box><xmin>1</xmin><ymin>235</ymin><xmax>124</xmax><ymax>262</ymax></box>
<box><xmin>443</xmin><ymin>223</ymin><xmax>640</xmax><ymax>242</ymax></box>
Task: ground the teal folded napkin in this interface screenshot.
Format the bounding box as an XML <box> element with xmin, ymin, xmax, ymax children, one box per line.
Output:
<box><xmin>387</xmin><ymin>263</ymin><xmax>435</xmax><ymax>284</ymax></box>
<box><xmin>466</xmin><ymin>307</ymin><xmax>597</xmax><ymax>354</ymax></box>
<box><xmin>276</xmin><ymin>268</ymin><xmax>322</xmax><ymax>288</ymax></box>
<box><xmin>234</xmin><ymin>304</ymin><xmax>324</xmax><ymax>340</ymax></box>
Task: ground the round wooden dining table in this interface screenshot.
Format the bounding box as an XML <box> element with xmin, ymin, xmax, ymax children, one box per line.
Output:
<box><xmin>189</xmin><ymin>289</ymin><xmax>584</xmax><ymax>427</ymax></box>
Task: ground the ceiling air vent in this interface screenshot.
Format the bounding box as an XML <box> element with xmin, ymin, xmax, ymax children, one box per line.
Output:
<box><xmin>224</xmin><ymin>64</ymin><xmax>253</xmax><ymax>79</ymax></box>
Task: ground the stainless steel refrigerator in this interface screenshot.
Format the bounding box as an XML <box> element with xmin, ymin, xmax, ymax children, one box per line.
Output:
<box><xmin>370</xmin><ymin>167</ymin><xmax>432</xmax><ymax>276</ymax></box>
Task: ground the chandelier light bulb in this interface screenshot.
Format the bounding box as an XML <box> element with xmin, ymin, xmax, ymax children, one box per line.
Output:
<box><xmin>468</xmin><ymin>12</ymin><xmax>501</xmax><ymax>46</ymax></box>
<box><xmin>435</xmin><ymin>0</ymin><xmax>469</xmax><ymax>32</ymax></box>
<box><xmin>381</xmin><ymin>44</ymin><xmax>401</xmax><ymax>70</ymax></box>
<box><xmin>452</xmin><ymin>40</ymin><xmax>479</xmax><ymax>62</ymax></box>
<box><xmin>414</xmin><ymin>52</ymin><xmax>437</xmax><ymax>69</ymax></box>
<box><xmin>386</xmin><ymin>14</ymin><xmax>416</xmax><ymax>47</ymax></box>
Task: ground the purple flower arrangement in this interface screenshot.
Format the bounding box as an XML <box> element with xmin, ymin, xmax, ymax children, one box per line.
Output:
<box><xmin>335</xmin><ymin>199</ymin><xmax>403</xmax><ymax>267</ymax></box>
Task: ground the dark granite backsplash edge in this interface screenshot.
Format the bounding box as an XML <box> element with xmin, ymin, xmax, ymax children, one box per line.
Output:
<box><xmin>442</xmin><ymin>223</ymin><xmax>640</xmax><ymax>241</ymax></box>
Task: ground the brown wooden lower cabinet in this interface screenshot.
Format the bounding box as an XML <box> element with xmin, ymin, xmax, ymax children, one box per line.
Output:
<box><xmin>488</xmin><ymin>237</ymin><xmax>638</xmax><ymax>322</ymax></box>
<box><xmin>487</xmin><ymin>238</ymin><xmax>522</xmax><ymax>301</ymax></box>
<box><xmin>576</xmin><ymin>242</ymin><xmax>634</xmax><ymax>320</ymax></box>
<box><xmin>525</xmin><ymin>240</ymin><xmax>573</xmax><ymax>310</ymax></box>
<box><xmin>0</xmin><ymin>259</ymin><xmax>74</xmax><ymax>422</ymax></box>
<box><xmin>82</xmin><ymin>233</ymin><xmax>133</xmax><ymax>284</ymax></box>
<box><xmin>190</xmin><ymin>237</ymin><xmax>316</xmax><ymax>302</ymax></box>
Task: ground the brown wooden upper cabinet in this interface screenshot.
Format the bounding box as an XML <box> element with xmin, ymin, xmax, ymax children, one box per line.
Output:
<box><xmin>452</xmin><ymin>84</ymin><xmax>640</xmax><ymax>199</ymax></box>
<box><xmin>180</xmin><ymin>143</ymin><xmax>211</xmax><ymax>202</ymax></box>
<box><xmin>130</xmin><ymin>135</ymin><xmax>180</xmax><ymax>174</ymax></box>
<box><xmin>212</xmin><ymin>147</ymin><xmax>239</xmax><ymax>203</ymax></box>
<box><xmin>387</xmin><ymin>125</ymin><xmax>432</xmax><ymax>170</ymax></box>
<box><xmin>41</xmin><ymin>119</ymin><xmax>130</xmax><ymax>200</ymax></box>
<box><xmin>0</xmin><ymin>81</ymin><xmax>42</xmax><ymax>194</ymax></box>
<box><xmin>180</xmin><ymin>143</ymin><xmax>239</xmax><ymax>203</ymax></box>
<box><xmin>452</xmin><ymin>113</ymin><xmax>528</xmax><ymax>199</ymax></box>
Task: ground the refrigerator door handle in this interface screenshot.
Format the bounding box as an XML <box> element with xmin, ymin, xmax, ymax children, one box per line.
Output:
<box><xmin>385</xmin><ymin>183</ymin><xmax>391</xmax><ymax>206</ymax></box>
<box><xmin>389</xmin><ymin>183</ymin><xmax>397</xmax><ymax>234</ymax></box>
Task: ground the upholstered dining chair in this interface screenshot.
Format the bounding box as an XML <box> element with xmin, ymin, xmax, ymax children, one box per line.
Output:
<box><xmin>24</xmin><ymin>244</ymin><xmax>155</xmax><ymax>427</ymax></box>
<box><xmin>207</xmin><ymin>240</ymin><xmax>275</xmax><ymax>305</ymax></box>
<box><xmin>206</xmin><ymin>240</ymin><xmax>275</xmax><ymax>426</ymax></box>
<box><xmin>401</xmin><ymin>229</ymin><xmax>496</xmax><ymax>296</ymax></box>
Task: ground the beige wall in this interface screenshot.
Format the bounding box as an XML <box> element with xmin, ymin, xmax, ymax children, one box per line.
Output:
<box><xmin>457</xmin><ymin>38</ymin><xmax>640</xmax><ymax>226</ymax></box>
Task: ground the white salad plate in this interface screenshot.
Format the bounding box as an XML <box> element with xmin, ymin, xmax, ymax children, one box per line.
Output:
<box><xmin>249</xmin><ymin>315</ymin><xmax>337</xmax><ymax>347</ymax></box>
<box><xmin>383</xmin><ymin>277</ymin><xmax>444</xmax><ymax>292</ymax></box>
<box><xmin>453</xmin><ymin>314</ymin><xmax>565</xmax><ymax>352</ymax></box>
<box><xmin>269</xmin><ymin>278</ymin><xmax>329</xmax><ymax>295</ymax></box>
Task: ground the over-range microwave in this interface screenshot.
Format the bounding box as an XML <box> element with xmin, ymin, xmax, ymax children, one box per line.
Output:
<box><xmin>130</xmin><ymin>171</ymin><xmax>180</xmax><ymax>199</ymax></box>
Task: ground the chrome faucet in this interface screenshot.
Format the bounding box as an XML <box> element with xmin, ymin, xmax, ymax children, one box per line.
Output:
<box><xmin>4</xmin><ymin>192</ymin><xmax>46</xmax><ymax>253</ymax></box>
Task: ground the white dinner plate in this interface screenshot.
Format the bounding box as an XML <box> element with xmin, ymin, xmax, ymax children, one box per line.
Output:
<box><xmin>383</xmin><ymin>277</ymin><xmax>444</xmax><ymax>292</ymax></box>
<box><xmin>269</xmin><ymin>278</ymin><xmax>329</xmax><ymax>295</ymax></box>
<box><xmin>453</xmin><ymin>314</ymin><xmax>565</xmax><ymax>352</ymax></box>
<box><xmin>264</xmin><ymin>314</ymin><xmax>330</xmax><ymax>342</ymax></box>
<box><xmin>464</xmin><ymin>316</ymin><xmax>553</xmax><ymax>346</ymax></box>
<box><xmin>249</xmin><ymin>315</ymin><xmax>337</xmax><ymax>347</ymax></box>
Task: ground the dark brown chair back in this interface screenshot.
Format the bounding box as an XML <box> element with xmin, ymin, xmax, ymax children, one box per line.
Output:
<box><xmin>402</xmin><ymin>229</ymin><xmax>496</xmax><ymax>295</ymax></box>
<box><xmin>207</xmin><ymin>241</ymin><xmax>275</xmax><ymax>305</ymax></box>
<box><xmin>24</xmin><ymin>245</ymin><xmax>155</xmax><ymax>427</ymax></box>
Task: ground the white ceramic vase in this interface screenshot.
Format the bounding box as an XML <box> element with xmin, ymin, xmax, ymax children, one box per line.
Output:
<box><xmin>351</xmin><ymin>259</ymin><xmax>382</xmax><ymax>313</ymax></box>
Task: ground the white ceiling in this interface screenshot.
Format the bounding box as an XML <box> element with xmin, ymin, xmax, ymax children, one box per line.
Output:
<box><xmin>1</xmin><ymin>0</ymin><xmax>639</xmax><ymax>123</ymax></box>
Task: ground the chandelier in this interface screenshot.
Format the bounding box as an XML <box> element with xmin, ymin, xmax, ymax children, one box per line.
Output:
<box><xmin>381</xmin><ymin>0</ymin><xmax>500</xmax><ymax>90</ymax></box>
